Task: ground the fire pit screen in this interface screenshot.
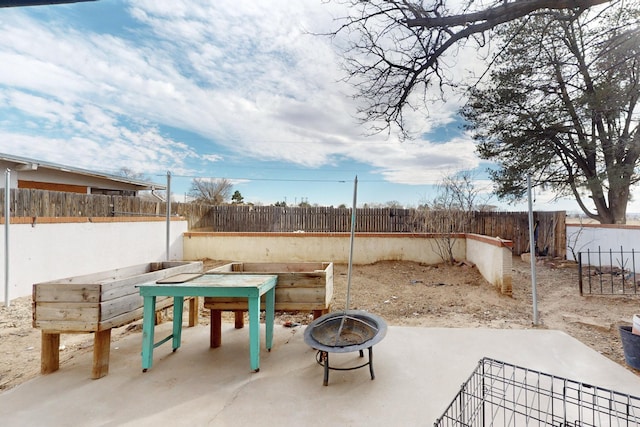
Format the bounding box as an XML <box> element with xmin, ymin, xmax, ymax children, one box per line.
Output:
<box><xmin>304</xmin><ymin>310</ymin><xmax>387</xmax><ymax>386</ymax></box>
<box><xmin>309</xmin><ymin>311</ymin><xmax>382</xmax><ymax>348</ymax></box>
<box><xmin>303</xmin><ymin>177</ymin><xmax>388</xmax><ymax>386</ymax></box>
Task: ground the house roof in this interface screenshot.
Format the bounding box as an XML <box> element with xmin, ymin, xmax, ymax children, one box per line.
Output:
<box><xmin>0</xmin><ymin>153</ymin><xmax>166</xmax><ymax>191</ymax></box>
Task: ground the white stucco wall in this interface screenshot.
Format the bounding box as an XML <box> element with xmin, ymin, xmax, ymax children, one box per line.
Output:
<box><xmin>566</xmin><ymin>223</ymin><xmax>640</xmax><ymax>271</ymax></box>
<box><xmin>466</xmin><ymin>235</ymin><xmax>513</xmax><ymax>295</ymax></box>
<box><xmin>183</xmin><ymin>232</ymin><xmax>467</xmax><ymax>265</ymax></box>
<box><xmin>183</xmin><ymin>232</ymin><xmax>512</xmax><ymax>293</ymax></box>
<box><xmin>0</xmin><ymin>218</ymin><xmax>187</xmax><ymax>302</ymax></box>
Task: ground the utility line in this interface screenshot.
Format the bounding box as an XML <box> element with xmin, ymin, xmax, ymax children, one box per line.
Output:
<box><xmin>153</xmin><ymin>174</ymin><xmax>441</xmax><ymax>184</ymax></box>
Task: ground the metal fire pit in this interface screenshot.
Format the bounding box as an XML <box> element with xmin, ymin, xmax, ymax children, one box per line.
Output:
<box><xmin>304</xmin><ymin>310</ymin><xmax>387</xmax><ymax>386</ymax></box>
<box><xmin>303</xmin><ymin>177</ymin><xmax>388</xmax><ymax>386</ymax></box>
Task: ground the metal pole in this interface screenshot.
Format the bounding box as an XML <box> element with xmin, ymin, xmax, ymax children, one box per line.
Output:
<box><xmin>345</xmin><ymin>176</ymin><xmax>358</xmax><ymax>313</ymax></box>
<box><xmin>527</xmin><ymin>175</ymin><xmax>539</xmax><ymax>325</ymax></box>
<box><xmin>334</xmin><ymin>176</ymin><xmax>358</xmax><ymax>344</ymax></box>
<box><xmin>4</xmin><ymin>169</ymin><xmax>10</xmax><ymax>307</ymax></box>
<box><xmin>165</xmin><ymin>171</ymin><xmax>171</xmax><ymax>262</ymax></box>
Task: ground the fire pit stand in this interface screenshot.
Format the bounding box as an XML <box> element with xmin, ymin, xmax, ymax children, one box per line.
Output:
<box><xmin>304</xmin><ymin>310</ymin><xmax>387</xmax><ymax>386</ymax></box>
<box><xmin>303</xmin><ymin>177</ymin><xmax>388</xmax><ymax>386</ymax></box>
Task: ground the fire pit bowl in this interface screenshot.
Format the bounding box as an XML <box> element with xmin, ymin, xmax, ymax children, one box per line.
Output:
<box><xmin>304</xmin><ymin>310</ymin><xmax>387</xmax><ymax>385</ymax></box>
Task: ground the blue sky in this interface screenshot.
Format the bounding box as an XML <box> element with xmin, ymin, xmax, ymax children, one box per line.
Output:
<box><xmin>0</xmin><ymin>0</ymin><xmax>597</xmax><ymax>211</ymax></box>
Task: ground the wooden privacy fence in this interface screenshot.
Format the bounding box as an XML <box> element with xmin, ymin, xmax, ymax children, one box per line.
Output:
<box><xmin>179</xmin><ymin>205</ymin><xmax>565</xmax><ymax>257</ymax></box>
<box><xmin>1</xmin><ymin>189</ymin><xmax>566</xmax><ymax>256</ymax></box>
<box><xmin>4</xmin><ymin>189</ymin><xmax>163</xmax><ymax>217</ymax></box>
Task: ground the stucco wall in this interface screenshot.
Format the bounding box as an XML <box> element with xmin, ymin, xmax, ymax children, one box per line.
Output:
<box><xmin>566</xmin><ymin>222</ymin><xmax>640</xmax><ymax>272</ymax></box>
<box><xmin>567</xmin><ymin>223</ymin><xmax>640</xmax><ymax>259</ymax></box>
<box><xmin>466</xmin><ymin>234</ymin><xmax>513</xmax><ymax>295</ymax></box>
<box><xmin>0</xmin><ymin>217</ymin><xmax>187</xmax><ymax>302</ymax></box>
<box><xmin>183</xmin><ymin>232</ymin><xmax>466</xmax><ymax>264</ymax></box>
<box><xmin>183</xmin><ymin>232</ymin><xmax>512</xmax><ymax>293</ymax></box>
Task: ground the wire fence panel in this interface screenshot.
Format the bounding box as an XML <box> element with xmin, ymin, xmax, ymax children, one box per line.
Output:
<box><xmin>435</xmin><ymin>358</ymin><xmax>640</xmax><ymax>427</ymax></box>
<box><xmin>578</xmin><ymin>248</ymin><xmax>640</xmax><ymax>295</ymax></box>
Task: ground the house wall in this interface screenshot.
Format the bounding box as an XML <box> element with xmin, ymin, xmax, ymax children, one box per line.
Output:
<box><xmin>183</xmin><ymin>232</ymin><xmax>513</xmax><ymax>293</ymax></box>
<box><xmin>0</xmin><ymin>217</ymin><xmax>187</xmax><ymax>302</ymax></box>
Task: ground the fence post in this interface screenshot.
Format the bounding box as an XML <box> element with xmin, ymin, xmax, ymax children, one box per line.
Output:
<box><xmin>527</xmin><ymin>175</ymin><xmax>539</xmax><ymax>325</ymax></box>
<box><xmin>4</xmin><ymin>168</ymin><xmax>10</xmax><ymax>307</ymax></box>
<box><xmin>165</xmin><ymin>171</ymin><xmax>171</xmax><ymax>262</ymax></box>
<box><xmin>578</xmin><ymin>252</ymin><xmax>583</xmax><ymax>296</ymax></box>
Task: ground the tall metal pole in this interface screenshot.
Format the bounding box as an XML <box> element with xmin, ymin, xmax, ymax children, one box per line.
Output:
<box><xmin>527</xmin><ymin>174</ymin><xmax>539</xmax><ymax>325</ymax></box>
<box><xmin>345</xmin><ymin>176</ymin><xmax>358</xmax><ymax>313</ymax></box>
<box><xmin>165</xmin><ymin>171</ymin><xmax>171</xmax><ymax>262</ymax></box>
<box><xmin>4</xmin><ymin>169</ymin><xmax>10</xmax><ymax>307</ymax></box>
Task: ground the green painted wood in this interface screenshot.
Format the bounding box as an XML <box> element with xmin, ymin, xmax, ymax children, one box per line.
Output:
<box><xmin>137</xmin><ymin>274</ymin><xmax>277</xmax><ymax>373</ymax></box>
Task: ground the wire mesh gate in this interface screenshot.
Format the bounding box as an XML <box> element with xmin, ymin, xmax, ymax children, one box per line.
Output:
<box><xmin>434</xmin><ymin>358</ymin><xmax>640</xmax><ymax>427</ymax></box>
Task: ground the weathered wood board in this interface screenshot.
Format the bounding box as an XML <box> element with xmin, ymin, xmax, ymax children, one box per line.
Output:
<box><xmin>32</xmin><ymin>261</ymin><xmax>203</xmax><ymax>379</ymax></box>
<box><xmin>203</xmin><ymin>262</ymin><xmax>333</xmax><ymax>312</ymax></box>
<box><xmin>33</xmin><ymin>261</ymin><xmax>203</xmax><ymax>329</ymax></box>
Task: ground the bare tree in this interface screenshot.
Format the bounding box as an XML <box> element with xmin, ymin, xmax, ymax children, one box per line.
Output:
<box><xmin>566</xmin><ymin>220</ymin><xmax>593</xmax><ymax>262</ymax></box>
<box><xmin>189</xmin><ymin>178</ymin><xmax>233</xmax><ymax>205</ymax></box>
<box><xmin>330</xmin><ymin>0</ymin><xmax>613</xmax><ymax>137</ymax></box>
<box><xmin>412</xmin><ymin>171</ymin><xmax>485</xmax><ymax>264</ymax></box>
<box><xmin>116</xmin><ymin>167</ymin><xmax>148</xmax><ymax>181</ymax></box>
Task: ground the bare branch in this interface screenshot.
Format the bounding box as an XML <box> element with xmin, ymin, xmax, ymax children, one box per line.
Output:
<box><xmin>331</xmin><ymin>0</ymin><xmax>616</xmax><ymax>136</ymax></box>
<box><xmin>406</xmin><ymin>0</ymin><xmax>611</xmax><ymax>28</ymax></box>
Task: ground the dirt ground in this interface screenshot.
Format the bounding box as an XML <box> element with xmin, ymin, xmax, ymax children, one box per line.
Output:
<box><xmin>1</xmin><ymin>256</ymin><xmax>639</xmax><ymax>391</ymax></box>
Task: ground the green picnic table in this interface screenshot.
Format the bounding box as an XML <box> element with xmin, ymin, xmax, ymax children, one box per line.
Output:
<box><xmin>137</xmin><ymin>273</ymin><xmax>277</xmax><ymax>373</ymax></box>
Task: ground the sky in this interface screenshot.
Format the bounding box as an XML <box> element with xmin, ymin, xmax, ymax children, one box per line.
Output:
<box><xmin>0</xmin><ymin>0</ymin><xmax>609</xmax><ymax>212</ymax></box>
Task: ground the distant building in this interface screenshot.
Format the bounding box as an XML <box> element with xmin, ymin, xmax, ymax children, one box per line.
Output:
<box><xmin>0</xmin><ymin>153</ymin><xmax>165</xmax><ymax>197</ymax></box>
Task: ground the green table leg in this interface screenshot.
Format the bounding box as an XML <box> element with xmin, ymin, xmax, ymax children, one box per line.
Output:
<box><xmin>172</xmin><ymin>296</ymin><xmax>184</xmax><ymax>351</ymax></box>
<box><xmin>265</xmin><ymin>288</ymin><xmax>275</xmax><ymax>351</ymax></box>
<box><xmin>248</xmin><ymin>295</ymin><xmax>260</xmax><ymax>372</ymax></box>
<box><xmin>141</xmin><ymin>295</ymin><xmax>156</xmax><ymax>372</ymax></box>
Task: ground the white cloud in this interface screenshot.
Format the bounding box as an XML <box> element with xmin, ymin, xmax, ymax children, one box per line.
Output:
<box><xmin>0</xmin><ymin>0</ymin><xmax>491</xmax><ymax>195</ymax></box>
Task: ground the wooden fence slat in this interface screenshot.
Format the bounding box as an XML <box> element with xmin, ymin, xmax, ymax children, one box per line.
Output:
<box><xmin>1</xmin><ymin>188</ymin><xmax>566</xmax><ymax>256</ymax></box>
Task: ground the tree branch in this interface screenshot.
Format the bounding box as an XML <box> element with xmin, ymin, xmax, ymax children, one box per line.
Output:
<box><xmin>405</xmin><ymin>0</ymin><xmax>612</xmax><ymax>28</ymax></box>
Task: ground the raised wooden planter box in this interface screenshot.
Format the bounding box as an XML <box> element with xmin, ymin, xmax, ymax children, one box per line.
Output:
<box><xmin>203</xmin><ymin>262</ymin><xmax>333</xmax><ymax>347</ymax></box>
<box><xmin>32</xmin><ymin>261</ymin><xmax>203</xmax><ymax>379</ymax></box>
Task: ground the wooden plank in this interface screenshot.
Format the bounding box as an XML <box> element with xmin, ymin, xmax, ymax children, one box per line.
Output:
<box><xmin>100</xmin><ymin>294</ymin><xmax>144</xmax><ymax>322</ymax></box>
<box><xmin>156</xmin><ymin>273</ymin><xmax>203</xmax><ymax>284</ymax></box>
<box><xmin>210</xmin><ymin>310</ymin><xmax>221</xmax><ymax>348</ymax></box>
<box><xmin>99</xmin><ymin>262</ymin><xmax>203</xmax><ymax>301</ymax></box>
<box><xmin>34</xmin><ymin>320</ymin><xmax>98</xmax><ymax>332</ymax></box>
<box><xmin>93</xmin><ymin>264</ymin><xmax>154</xmax><ymax>282</ymax></box>
<box><xmin>206</xmin><ymin>271</ymin><xmax>326</xmax><ymax>288</ymax></box>
<box><xmin>324</xmin><ymin>263</ymin><xmax>334</xmax><ymax>305</ymax></box>
<box><xmin>98</xmin><ymin>296</ymin><xmax>173</xmax><ymax>330</ymax></box>
<box><xmin>204</xmin><ymin>287</ymin><xmax>325</xmax><ymax>304</ymax></box>
<box><xmin>240</xmin><ymin>262</ymin><xmax>328</xmax><ymax>272</ymax></box>
<box><xmin>34</xmin><ymin>302</ymin><xmax>100</xmax><ymax>323</ymax></box>
<box><xmin>204</xmin><ymin>301</ymin><xmax>328</xmax><ymax>311</ymax></box>
<box><xmin>234</xmin><ymin>311</ymin><xmax>244</xmax><ymax>329</ymax></box>
<box><xmin>188</xmin><ymin>297</ymin><xmax>198</xmax><ymax>327</ymax></box>
<box><xmin>91</xmin><ymin>329</ymin><xmax>111</xmax><ymax>379</ymax></box>
<box><xmin>41</xmin><ymin>332</ymin><xmax>60</xmax><ymax>374</ymax></box>
<box><xmin>33</xmin><ymin>262</ymin><xmax>202</xmax><ymax>303</ymax></box>
<box><xmin>36</xmin><ymin>264</ymin><xmax>150</xmax><ymax>286</ymax></box>
<box><xmin>33</xmin><ymin>284</ymin><xmax>101</xmax><ymax>303</ymax></box>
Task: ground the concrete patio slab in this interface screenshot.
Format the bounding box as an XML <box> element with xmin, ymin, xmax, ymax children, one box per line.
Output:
<box><xmin>1</xmin><ymin>323</ymin><xmax>639</xmax><ymax>426</ymax></box>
